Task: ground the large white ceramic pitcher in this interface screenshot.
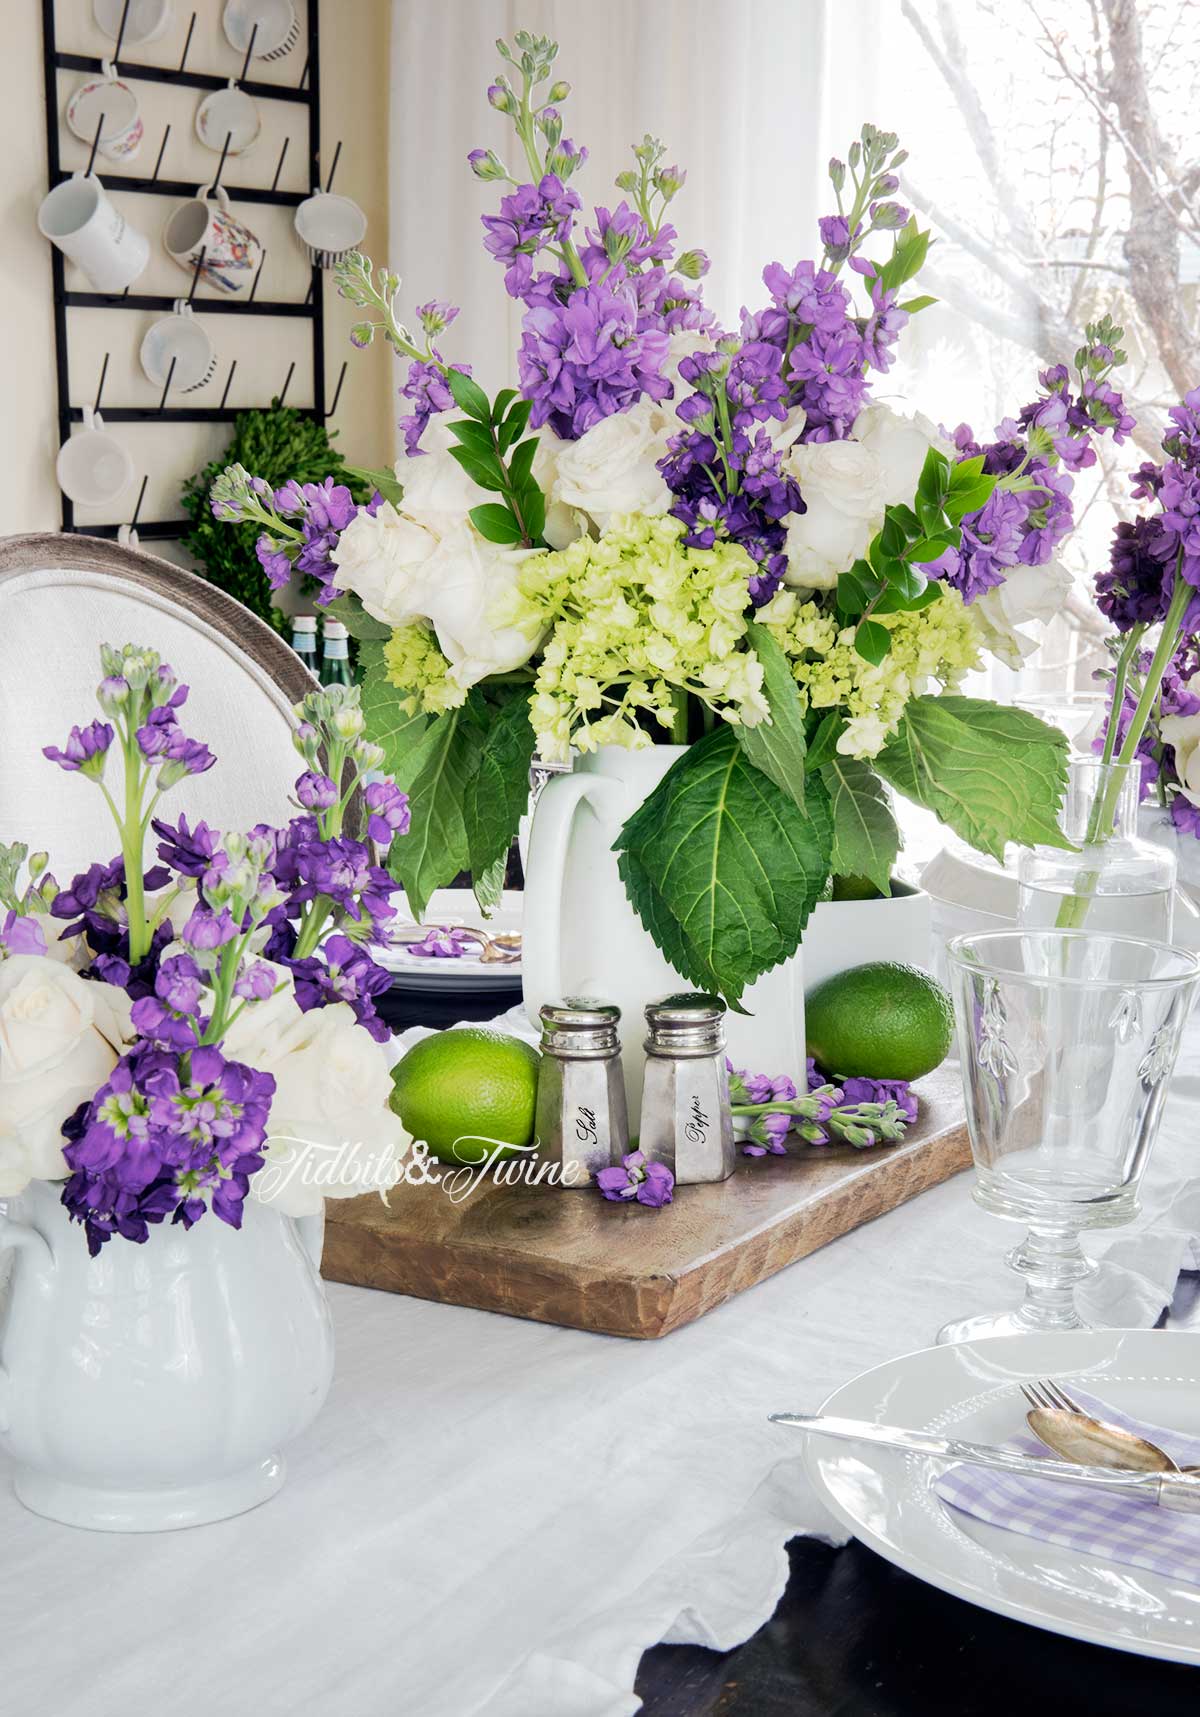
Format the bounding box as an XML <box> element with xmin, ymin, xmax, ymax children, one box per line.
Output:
<box><xmin>522</xmin><ymin>745</ymin><xmax>806</xmax><ymax>1111</ymax></box>
<box><xmin>0</xmin><ymin>1180</ymin><xmax>333</xmax><ymax>1532</ymax></box>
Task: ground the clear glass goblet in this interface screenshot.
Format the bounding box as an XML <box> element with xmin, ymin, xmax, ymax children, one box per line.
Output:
<box><xmin>938</xmin><ymin>928</ymin><xmax>1199</xmax><ymax>1345</ymax></box>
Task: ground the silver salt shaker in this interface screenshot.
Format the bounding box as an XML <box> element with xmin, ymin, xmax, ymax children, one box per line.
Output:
<box><xmin>638</xmin><ymin>994</ymin><xmax>737</xmax><ymax>1184</ymax></box>
<box><xmin>535</xmin><ymin>1000</ymin><xmax>629</xmax><ymax>1188</ymax></box>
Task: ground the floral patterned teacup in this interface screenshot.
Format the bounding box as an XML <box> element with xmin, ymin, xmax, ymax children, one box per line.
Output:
<box><xmin>163</xmin><ymin>184</ymin><xmax>262</xmax><ymax>295</ymax></box>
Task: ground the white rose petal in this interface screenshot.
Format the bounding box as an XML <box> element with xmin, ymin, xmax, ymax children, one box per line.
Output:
<box><xmin>550</xmin><ymin>398</ymin><xmax>672</xmax><ymax>533</ymax></box>
<box><xmin>235</xmin><ymin>998</ymin><xmax>410</xmax><ymax>1219</ymax></box>
<box><xmin>853</xmin><ymin>403</ymin><xmax>955</xmax><ymax>506</ymax></box>
<box><xmin>972</xmin><ymin>559</ymin><xmax>1073</xmax><ymax>669</ymax></box>
<box><xmin>0</xmin><ymin>957</ymin><xmax>132</xmax><ymax>1188</ymax></box>
<box><xmin>532</xmin><ymin>430</ymin><xmax>588</xmax><ymax>550</ymax></box>
<box><xmin>393</xmin><ymin>416</ymin><xmax>483</xmax><ymax>539</ymax></box>
<box><xmin>1162</xmin><ymin>688</ymin><xmax>1200</xmax><ymax>807</ymax></box>
<box><xmin>781</xmin><ymin>438</ymin><xmax>889</xmax><ymax>588</ymax></box>
<box><xmin>329</xmin><ymin>502</ymin><xmax>440</xmax><ymax>628</ymax></box>
<box><xmin>422</xmin><ymin>525</ymin><xmax>545</xmax><ymax>689</ymax></box>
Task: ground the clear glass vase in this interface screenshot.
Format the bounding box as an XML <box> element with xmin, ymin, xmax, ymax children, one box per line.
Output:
<box><xmin>937</xmin><ymin>928</ymin><xmax>1200</xmax><ymax>1344</ymax></box>
<box><xmin>1017</xmin><ymin>756</ymin><xmax>1176</xmax><ymax>938</ymax></box>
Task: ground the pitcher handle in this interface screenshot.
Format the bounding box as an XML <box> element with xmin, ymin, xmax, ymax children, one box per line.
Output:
<box><xmin>0</xmin><ymin>1205</ymin><xmax>55</xmax><ymax>1437</ymax></box>
<box><xmin>521</xmin><ymin>770</ymin><xmax>610</xmax><ymax>1017</ymax></box>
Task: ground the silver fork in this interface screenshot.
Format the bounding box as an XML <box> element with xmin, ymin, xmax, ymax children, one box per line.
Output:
<box><xmin>1020</xmin><ymin>1377</ymin><xmax>1184</xmax><ymax>1473</ymax></box>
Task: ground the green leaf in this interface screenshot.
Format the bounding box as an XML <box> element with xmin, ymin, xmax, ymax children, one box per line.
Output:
<box><xmin>821</xmin><ymin>758</ymin><xmax>899</xmax><ymax>894</ymax></box>
<box><xmin>898</xmin><ymin>293</ymin><xmax>938</xmax><ymax>313</ymax></box>
<box><xmin>508</xmin><ymin>436</ymin><xmax>539</xmax><ymax>489</ymax></box>
<box><xmin>946</xmin><ymin>476</ymin><xmax>997</xmax><ymax>523</ymax></box>
<box><xmin>321</xmin><ymin>594</ymin><xmax>393</xmax><ymax>642</ymax></box>
<box><xmin>447</xmin><ymin>446</ymin><xmax>507</xmax><ymax>492</ymax></box>
<box><xmin>519</xmin><ymin>483</ymin><xmax>545</xmax><ymax>542</ymax></box>
<box><xmin>950</xmin><ymin>454</ymin><xmax>987</xmax><ymax>486</ymax></box>
<box><xmin>804</xmin><ymin>711</ymin><xmax>846</xmax><ymax>772</ymax></box>
<box><xmin>445</xmin><ymin>419</ymin><xmax>497</xmax><ymax>457</ymax></box>
<box><xmin>906</xmin><ymin>536</ymin><xmax>954</xmax><ymax>565</ymax></box>
<box><xmin>491</xmin><ymin>388</ymin><xmax>518</xmax><ymax>421</ymax></box>
<box><xmin>447</xmin><ymin>370</ymin><xmax>491</xmax><ymax>423</ymax></box>
<box><xmin>613</xmin><ymin>728</ymin><xmax>833</xmax><ymax>1011</ymax></box>
<box><xmin>387</xmin><ymin>703</ymin><xmax>488</xmax><ymax>920</ymax></box>
<box><xmin>735</xmin><ymin>621</ymin><xmax>807</xmax><ymax>806</ymax></box>
<box><xmin>463</xmin><ymin>692</ymin><xmax>537</xmax><ymax>881</ymax></box>
<box><xmin>855</xmin><ymin>619</ymin><xmax>892</xmax><ymax>665</ymax></box>
<box><xmin>874</xmin><ymin>695</ymin><xmax>1072</xmax><ymax>862</ymax></box>
<box><xmin>470</xmin><ymin>502</ymin><xmax>525</xmax><ymax>544</ymax></box>
<box><xmin>473</xmin><ymin>852</ymin><xmax>507</xmax><ymax>915</ymax></box>
<box><xmin>358</xmin><ymin>638</ymin><xmax>430</xmax><ymax>779</ymax></box>
<box><xmin>505</xmin><ymin>398</ymin><xmax>532</xmax><ymax>437</ymax></box>
<box><xmin>916</xmin><ymin>445</ymin><xmax>950</xmax><ymax>504</ymax></box>
<box><xmin>344</xmin><ymin>464</ymin><xmax>405</xmax><ymax>508</ymax></box>
<box><xmin>836</xmin><ymin>563</ymin><xmax>883</xmax><ymax>618</ymax></box>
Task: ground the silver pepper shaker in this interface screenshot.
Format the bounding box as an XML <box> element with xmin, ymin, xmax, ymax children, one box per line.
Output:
<box><xmin>639</xmin><ymin>993</ymin><xmax>737</xmax><ymax>1184</ymax></box>
<box><xmin>535</xmin><ymin>1000</ymin><xmax>630</xmax><ymax>1188</ymax></box>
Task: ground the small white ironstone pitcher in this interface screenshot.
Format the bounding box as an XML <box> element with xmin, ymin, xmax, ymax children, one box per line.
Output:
<box><xmin>0</xmin><ymin>1180</ymin><xmax>333</xmax><ymax>1532</ymax></box>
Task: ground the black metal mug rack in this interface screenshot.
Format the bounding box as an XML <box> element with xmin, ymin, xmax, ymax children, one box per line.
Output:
<box><xmin>41</xmin><ymin>0</ymin><xmax>331</xmax><ymax>542</ymax></box>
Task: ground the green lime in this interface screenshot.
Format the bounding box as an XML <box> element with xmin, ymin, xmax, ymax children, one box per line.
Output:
<box><xmin>390</xmin><ymin>1028</ymin><xmax>540</xmax><ymax>1164</ymax></box>
<box><xmin>830</xmin><ymin>873</ymin><xmax>889</xmax><ymax>901</ymax></box>
<box><xmin>805</xmin><ymin>961</ymin><xmax>953</xmax><ymax>1081</ymax></box>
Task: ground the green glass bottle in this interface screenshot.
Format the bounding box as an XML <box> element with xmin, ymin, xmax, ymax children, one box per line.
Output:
<box><xmin>320</xmin><ymin>619</ymin><xmax>353</xmax><ymax>686</ymax></box>
<box><xmin>290</xmin><ymin>614</ymin><xmax>319</xmax><ymax>678</ymax></box>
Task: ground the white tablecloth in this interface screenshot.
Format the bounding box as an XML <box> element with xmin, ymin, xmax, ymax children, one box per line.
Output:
<box><xmin>4</xmin><ymin>1046</ymin><xmax>1199</xmax><ymax>1717</ymax></box>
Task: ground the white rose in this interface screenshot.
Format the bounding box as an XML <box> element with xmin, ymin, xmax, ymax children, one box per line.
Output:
<box><xmin>1162</xmin><ymin>675</ymin><xmax>1200</xmax><ymax>807</ymax></box>
<box><xmin>329</xmin><ymin>501</ymin><xmax>440</xmax><ymax>628</ymax></box>
<box><xmin>422</xmin><ymin>525</ymin><xmax>545</xmax><ymax>690</ymax></box>
<box><xmin>231</xmin><ymin>996</ymin><xmax>410</xmax><ymax>1218</ymax></box>
<box><xmin>531</xmin><ymin>430</ymin><xmax>588</xmax><ymax>550</ymax></box>
<box><xmin>393</xmin><ymin>416</ymin><xmax>482</xmax><ymax>539</ymax></box>
<box><xmin>781</xmin><ymin>439</ymin><xmax>889</xmax><ymax>589</ymax></box>
<box><xmin>853</xmin><ymin>403</ymin><xmax>955</xmax><ymax>506</ymax></box>
<box><xmin>971</xmin><ymin>559</ymin><xmax>1074</xmax><ymax>669</ymax></box>
<box><xmin>0</xmin><ymin>957</ymin><xmax>132</xmax><ymax>1192</ymax></box>
<box><xmin>550</xmin><ymin>398</ymin><xmax>672</xmax><ymax>532</ymax></box>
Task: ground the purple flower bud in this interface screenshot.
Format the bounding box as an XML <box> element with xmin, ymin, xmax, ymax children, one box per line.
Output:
<box><xmin>43</xmin><ymin>720</ymin><xmax>114</xmax><ymax>780</ymax></box>
<box><xmin>234</xmin><ymin>960</ymin><xmax>277</xmax><ymax>1001</ymax></box>
<box><xmin>182</xmin><ymin>906</ymin><xmax>238</xmax><ymax>950</ymax></box>
<box><xmin>0</xmin><ymin>909</ymin><xmax>47</xmax><ymax>957</ymax></box>
<box><xmin>296</xmin><ymin>771</ymin><xmax>339</xmax><ymax>810</ymax></box>
<box><xmin>364</xmin><ymin>779</ymin><xmax>411</xmax><ymax>843</ymax></box>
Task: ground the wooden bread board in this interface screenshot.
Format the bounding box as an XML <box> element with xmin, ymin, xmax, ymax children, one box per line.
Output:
<box><xmin>322</xmin><ymin>1063</ymin><xmax>971</xmax><ymax>1339</ymax></box>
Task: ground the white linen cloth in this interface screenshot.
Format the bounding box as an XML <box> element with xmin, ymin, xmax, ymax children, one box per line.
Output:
<box><xmin>2</xmin><ymin>1026</ymin><xmax>1199</xmax><ymax>1717</ymax></box>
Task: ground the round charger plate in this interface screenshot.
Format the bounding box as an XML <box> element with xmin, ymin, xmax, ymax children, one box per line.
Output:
<box><xmin>196</xmin><ymin>84</ymin><xmax>261</xmax><ymax>155</ymax></box>
<box><xmin>93</xmin><ymin>0</ymin><xmax>172</xmax><ymax>44</ymax></box>
<box><xmin>800</xmin><ymin>1328</ymin><xmax>1200</xmax><ymax>1665</ymax></box>
<box><xmin>66</xmin><ymin>76</ymin><xmax>139</xmax><ymax>149</ymax></box>
<box><xmin>140</xmin><ymin>312</ymin><xmax>216</xmax><ymax>392</ymax></box>
<box><xmin>378</xmin><ymin>890</ymin><xmax>522</xmax><ymax>994</ymax></box>
<box><xmin>222</xmin><ymin>0</ymin><xmax>297</xmax><ymax>59</ymax></box>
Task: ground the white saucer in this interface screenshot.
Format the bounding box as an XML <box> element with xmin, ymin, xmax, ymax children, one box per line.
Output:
<box><xmin>800</xmin><ymin>1329</ymin><xmax>1200</xmax><ymax>1664</ymax></box>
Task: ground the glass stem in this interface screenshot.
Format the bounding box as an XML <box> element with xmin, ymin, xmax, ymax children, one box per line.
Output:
<box><xmin>1007</xmin><ymin>1226</ymin><xmax>1094</xmax><ymax>1332</ymax></box>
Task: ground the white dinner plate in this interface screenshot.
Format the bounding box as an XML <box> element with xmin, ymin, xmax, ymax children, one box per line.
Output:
<box><xmin>379</xmin><ymin>889</ymin><xmax>522</xmax><ymax>993</ymax></box>
<box><xmin>801</xmin><ymin>1329</ymin><xmax>1200</xmax><ymax>1665</ymax></box>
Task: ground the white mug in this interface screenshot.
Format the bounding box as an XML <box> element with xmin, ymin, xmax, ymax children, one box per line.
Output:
<box><xmin>56</xmin><ymin>409</ymin><xmax>134</xmax><ymax>508</ymax></box>
<box><xmin>163</xmin><ymin>184</ymin><xmax>263</xmax><ymax>295</ymax></box>
<box><xmin>37</xmin><ymin>172</ymin><xmax>149</xmax><ymax>293</ymax></box>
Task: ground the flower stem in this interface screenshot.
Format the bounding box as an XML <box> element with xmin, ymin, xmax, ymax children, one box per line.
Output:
<box><xmin>1054</xmin><ymin>556</ymin><xmax>1188</xmax><ymax>930</ymax></box>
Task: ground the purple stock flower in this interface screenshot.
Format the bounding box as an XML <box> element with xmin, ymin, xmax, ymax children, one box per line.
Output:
<box><xmin>839</xmin><ymin>1075</ymin><xmax>919</xmax><ymax>1124</ymax></box>
<box><xmin>256</xmin><ymin>536</ymin><xmax>295</xmax><ymax>589</ymax></box>
<box><xmin>61</xmin><ymin>1041</ymin><xmax>275</xmax><ymax>1254</ymax></box>
<box><xmin>518</xmin><ymin>280</ymin><xmax>670</xmax><ymax>439</ymax></box>
<box><xmin>482</xmin><ymin>174</ymin><xmax>581</xmax><ymax>297</ymax></box>
<box><xmin>285</xmin><ymin>933</ymin><xmax>392</xmax><ymax>1041</ymax></box>
<box><xmin>0</xmin><ymin>910</ymin><xmax>47</xmax><ymax>957</ymax></box>
<box><xmin>364</xmin><ymin>779</ymin><xmax>411</xmax><ymax>844</ymax></box>
<box><xmin>43</xmin><ymin>720</ymin><xmax>114</xmax><ymax>778</ymax></box>
<box><xmin>408</xmin><ymin>925</ymin><xmax>474</xmax><ymax>958</ymax></box>
<box><xmin>399</xmin><ymin>358</ymin><xmax>468</xmax><ymax>457</ymax></box>
<box><xmin>1172</xmin><ymin>796</ymin><xmax>1200</xmax><ymax>839</ymax></box>
<box><xmin>234</xmin><ymin>960</ymin><xmax>277</xmax><ymax>1001</ymax></box>
<box><xmin>1096</xmin><ymin>517</ymin><xmax>1175</xmax><ymax>631</ymax></box>
<box><xmin>153</xmin><ymin>814</ymin><xmax>220</xmax><ymax>878</ymax></box>
<box><xmin>595</xmin><ymin>1149</ymin><xmax>675</xmax><ymax>1207</ymax></box>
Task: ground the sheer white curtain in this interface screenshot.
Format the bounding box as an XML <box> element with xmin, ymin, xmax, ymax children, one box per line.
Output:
<box><xmin>388</xmin><ymin>0</ymin><xmax>888</xmax><ymax>403</ymax></box>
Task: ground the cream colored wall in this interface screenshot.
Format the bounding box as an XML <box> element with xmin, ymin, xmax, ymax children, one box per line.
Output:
<box><xmin>0</xmin><ymin>0</ymin><xmax>392</xmax><ymax>541</ymax></box>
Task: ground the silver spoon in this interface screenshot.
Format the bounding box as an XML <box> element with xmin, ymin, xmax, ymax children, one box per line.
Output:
<box><xmin>1021</xmin><ymin>1379</ymin><xmax>1192</xmax><ymax>1473</ymax></box>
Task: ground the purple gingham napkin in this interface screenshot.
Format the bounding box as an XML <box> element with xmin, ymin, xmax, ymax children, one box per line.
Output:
<box><xmin>934</xmin><ymin>1388</ymin><xmax>1200</xmax><ymax>1585</ymax></box>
